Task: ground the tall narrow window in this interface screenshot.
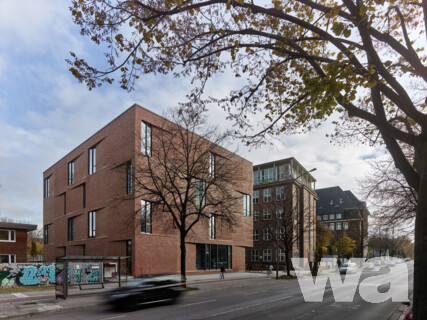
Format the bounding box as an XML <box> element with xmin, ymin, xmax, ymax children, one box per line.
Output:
<box><xmin>44</xmin><ymin>177</ymin><xmax>50</xmax><ymax>198</ymax></box>
<box><xmin>89</xmin><ymin>211</ymin><xmax>96</xmax><ymax>238</ymax></box>
<box><xmin>89</xmin><ymin>147</ymin><xmax>96</xmax><ymax>174</ymax></box>
<box><xmin>63</xmin><ymin>193</ymin><xmax>66</xmax><ymax>215</ymax></box>
<box><xmin>263</xmin><ymin>188</ymin><xmax>272</xmax><ymax>202</ymax></box>
<box><xmin>209</xmin><ymin>152</ymin><xmax>215</xmax><ymax>178</ymax></box>
<box><xmin>254</xmin><ymin>211</ymin><xmax>259</xmax><ymax>221</ymax></box>
<box><xmin>251</xmin><ymin>250</ymin><xmax>259</xmax><ymax>262</ymax></box>
<box><xmin>141</xmin><ymin>200</ymin><xmax>152</xmax><ymax>233</ymax></box>
<box><xmin>276</xmin><ymin>186</ymin><xmax>285</xmax><ymax>201</ymax></box>
<box><xmin>243</xmin><ymin>194</ymin><xmax>251</xmax><ymax>216</ymax></box>
<box><xmin>68</xmin><ymin>161</ymin><xmax>74</xmax><ymax>185</ymax></box>
<box><xmin>195</xmin><ymin>179</ymin><xmax>206</xmax><ymax>207</ymax></box>
<box><xmin>253</xmin><ymin>190</ymin><xmax>259</xmax><ymax>204</ymax></box>
<box><xmin>126</xmin><ymin>161</ymin><xmax>132</xmax><ymax>194</ymax></box>
<box><xmin>68</xmin><ymin>217</ymin><xmax>74</xmax><ymax>241</ymax></box>
<box><xmin>209</xmin><ymin>214</ymin><xmax>215</xmax><ymax>239</ymax></box>
<box><xmin>141</xmin><ymin>121</ymin><xmax>152</xmax><ymax>156</ymax></box>
<box><xmin>44</xmin><ymin>225</ymin><xmax>50</xmax><ymax>244</ymax></box>
<box><xmin>263</xmin><ymin>249</ymin><xmax>272</xmax><ymax>262</ymax></box>
<box><xmin>253</xmin><ymin>229</ymin><xmax>259</xmax><ymax>241</ymax></box>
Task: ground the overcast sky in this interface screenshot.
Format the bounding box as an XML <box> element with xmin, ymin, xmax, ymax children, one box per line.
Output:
<box><xmin>0</xmin><ymin>1</ymin><xmax>383</xmax><ymax>228</ymax></box>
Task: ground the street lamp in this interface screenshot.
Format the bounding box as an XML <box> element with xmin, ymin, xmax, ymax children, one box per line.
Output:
<box><xmin>275</xmin><ymin>167</ymin><xmax>317</xmax><ymax>280</ymax></box>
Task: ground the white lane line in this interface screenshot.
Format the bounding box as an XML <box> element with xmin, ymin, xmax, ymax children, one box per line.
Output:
<box><xmin>205</xmin><ymin>296</ymin><xmax>293</xmax><ymax>318</ymax></box>
<box><xmin>12</xmin><ymin>293</ymin><xmax>28</xmax><ymax>298</ymax></box>
<box><xmin>245</xmin><ymin>290</ymin><xmax>268</xmax><ymax>295</ymax></box>
<box><xmin>179</xmin><ymin>299</ymin><xmax>217</xmax><ymax>307</ymax></box>
<box><xmin>98</xmin><ymin>316</ymin><xmax>126</xmax><ymax>320</ymax></box>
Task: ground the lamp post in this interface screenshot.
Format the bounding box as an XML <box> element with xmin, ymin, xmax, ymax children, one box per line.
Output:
<box><xmin>275</xmin><ymin>167</ymin><xmax>317</xmax><ymax>280</ymax></box>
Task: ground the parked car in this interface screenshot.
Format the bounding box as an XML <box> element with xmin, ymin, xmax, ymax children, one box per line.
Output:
<box><xmin>362</xmin><ymin>262</ymin><xmax>375</xmax><ymax>270</ymax></box>
<box><xmin>340</xmin><ymin>263</ymin><xmax>358</xmax><ymax>274</ymax></box>
<box><xmin>105</xmin><ymin>275</ymin><xmax>184</xmax><ymax>311</ymax></box>
<box><xmin>386</xmin><ymin>260</ymin><xmax>396</xmax><ymax>267</ymax></box>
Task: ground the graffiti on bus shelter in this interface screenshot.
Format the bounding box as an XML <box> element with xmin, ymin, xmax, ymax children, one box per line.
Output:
<box><xmin>0</xmin><ymin>262</ymin><xmax>103</xmax><ymax>287</ymax></box>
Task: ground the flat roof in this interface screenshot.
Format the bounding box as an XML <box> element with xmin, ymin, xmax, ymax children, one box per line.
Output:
<box><xmin>0</xmin><ymin>222</ymin><xmax>37</xmax><ymax>231</ymax></box>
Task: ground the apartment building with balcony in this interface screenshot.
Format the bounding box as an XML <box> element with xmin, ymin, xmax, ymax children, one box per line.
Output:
<box><xmin>316</xmin><ymin>186</ymin><xmax>369</xmax><ymax>257</ymax></box>
<box><xmin>247</xmin><ymin>158</ymin><xmax>317</xmax><ymax>268</ymax></box>
<box><xmin>43</xmin><ymin>104</ymin><xmax>253</xmax><ymax>276</ymax></box>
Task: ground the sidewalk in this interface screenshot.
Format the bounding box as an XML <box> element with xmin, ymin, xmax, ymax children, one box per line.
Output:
<box><xmin>0</xmin><ymin>271</ymin><xmax>286</xmax><ymax>319</ymax></box>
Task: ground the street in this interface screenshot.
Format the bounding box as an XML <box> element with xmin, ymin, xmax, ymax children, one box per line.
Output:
<box><xmin>20</xmin><ymin>262</ymin><xmax>413</xmax><ymax>320</ymax></box>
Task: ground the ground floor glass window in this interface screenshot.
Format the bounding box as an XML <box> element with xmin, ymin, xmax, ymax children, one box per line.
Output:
<box><xmin>196</xmin><ymin>244</ymin><xmax>232</xmax><ymax>270</ymax></box>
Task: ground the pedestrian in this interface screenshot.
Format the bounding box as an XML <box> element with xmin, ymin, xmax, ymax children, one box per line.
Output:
<box><xmin>220</xmin><ymin>264</ymin><xmax>225</xmax><ymax>279</ymax></box>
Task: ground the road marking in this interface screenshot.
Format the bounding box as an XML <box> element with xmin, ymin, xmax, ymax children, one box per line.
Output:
<box><xmin>179</xmin><ymin>299</ymin><xmax>217</xmax><ymax>307</ymax></box>
<box><xmin>291</xmin><ymin>312</ymin><xmax>311</xmax><ymax>320</ymax></box>
<box><xmin>36</xmin><ymin>304</ymin><xmax>62</xmax><ymax>312</ymax></box>
<box><xmin>98</xmin><ymin>316</ymin><xmax>126</xmax><ymax>320</ymax></box>
<box><xmin>205</xmin><ymin>296</ymin><xmax>292</xmax><ymax>318</ymax></box>
<box><xmin>12</xmin><ymin>293</ymin><xmax>28</xmax><ymax>298</ymax></box>
<box><xmin>245</xmin><ymin>290</ymin><xmax>268</xmax><ymax>295</ymax></box>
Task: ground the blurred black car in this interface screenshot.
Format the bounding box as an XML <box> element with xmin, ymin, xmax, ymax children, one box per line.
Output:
<box><xmin>105</xmin><ymin>275</ymin><xmax>184</xmax><ymax>311</ymax></box>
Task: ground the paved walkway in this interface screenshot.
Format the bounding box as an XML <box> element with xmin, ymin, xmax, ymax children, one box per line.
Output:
<box><xmin>0</xmin><ymin>271</ymin><xmax>289</xmax><ymax>319</ymax></box>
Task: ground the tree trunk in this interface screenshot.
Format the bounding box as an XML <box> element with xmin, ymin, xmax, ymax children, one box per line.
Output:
<box><xmin>285</xmin><ymin>250</ymin><xmax>291</xmax><ymax>277</ymax></box>
<box><xmin>413</xmin><ymin>142</ymin><xmax>427</xmax><ymax>320</ymax></box>
<box><xmin>180</xmin><ymin>231</ymin><xmax>187</xmax><ymax>284</ymax></box>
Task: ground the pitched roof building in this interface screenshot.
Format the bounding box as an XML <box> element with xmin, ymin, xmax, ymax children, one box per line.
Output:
<box><xmin>316</xmin><ymin>186</ymin><xmax>369</xmax><ymax>257</ymax></box>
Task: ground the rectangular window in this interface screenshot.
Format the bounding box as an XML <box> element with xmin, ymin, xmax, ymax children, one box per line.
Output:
<box><xmin>336</xmin><ymin>222</ymin><xmax>342</xmax><ymax>230</ymax></box>
<box><xmin>263</xmin><ymin>249</ymin><xmax>272</xmax><ymax>262</ymax></box>
<box><xmin>209</xmin><ymin>152</ymin><xmax>215</xmax><ymax>178</ymax></box>
<box><xmin>0</xmin><ymin>255</ymin><xmax>16</xmax><ymax>264</ymax></box>
<box><xmin>141</xmin><ymin>121</ymin><xmax>152</xmax><ymax>156</ymax></box>
<box><xmin>323</xmin><ymin>215</ymin><xmax>328</xmax><ymax>221</ymax></box>
<box><xmin>253</xmin><ymin>229</ymin><xmax>259</xmax><ymax>241</ymax></box>
<box><xmin>339</xmin><ymin>198</ymin><xmax>343</xmax><ymax>204</ymax></box>
<box><xmin>253</xmin><ymin>190</ymin><xmax>259</xmax><ymax>204</ymax></box>
<box><xmin>336</xmin><ymin>213</ymin><xmax>342</xmax><ymax>219</ymax></box>
<box><xmin>89</xmin><ymin>147</ymin><xmax>96</xmax><ymax>174</ymax></box>
<box><xmin>276</xmin><ymin>208</ymin><xmax>284</xmax><ymax>219</ymax></box>
<box><xmin>276</xmin><ymin>165</ymin><xmax>290</xmax><ymax>181</ymax></box>
<box><xmin>330</xmin><ymin>223</ymin><xmax>335</xmax><ymax>231</ymax></box>
<box><xmin>68</xmin><ymin>161</ymin><xmax>74</xmax><ymax>185</ymax></box>
<box><xmin>344</xmin><ymin>222</ymin><xmax>349</xmax><ymax>230</ymax></box>
<box><xmin>253</xmin><ymin>211</ymin><xmax>259</xmax><ymax>221</ymax></box>
<box><xmin>263</xmin><ymin>228</ymin><xmax>272</xmax><ymax>241</ymax></box>
<box><xmin>0</xmin><ymin>230</ymin><xmax>15</xmax><ymax>242</ymax></box>
<box><xmin>262</xmin><ymin>168</ymin><xmax>274</xmax><ymax>183</ymax></box>
<box><xmin>209</xmin><ymin>214</ymin><xmax>215</xmax><ymax>239</ymax></box>
<box><xmin>68</xmin><ymin>217</ymin><xmax>74</xmax><ymax>241</ymax></box>
<box><xmin>126</xmin><ymin>161</ymin><xmax>132</xmax><ymax>194</ymax></box>
<box><xmin>243</xmin><ymin>194</ymin><xmax>251</xmax><ymax>216</ymax></box>
<box><xmin>251</xmin><ymin>250</ymin><xmax>259</xmax><ymax>262</ymax></box>
<box><xmin>263</xmin><ymin>209</ymin><xmax>272</xmax><ymax>220</ymax></box>
<box><xmin>276</xmin><ymin>186</ymin><xmax>285</xmax><ymax>201</ymax></box>
<box><xmin>44</xmin><ymin>225</ymin><xmax>50</xmax><ymax>244</ymax></box>
<box><xmin>278</xmin><ymin>227</ymin><xmax>285</xmax><ymax>240</ymax></box>
<box><xmin>195</xmin><ymin>179</ymin><xmax>206</xmax><ymax>207</ymax></box>
<box><xmin>141</xmin><ymin>200</ymin><xmax>152</xmax><ymax>233</ymax></box>
<box><xmin>329</xmin><ymin>214</ymin><xmax>335</xmax><ymax>220</ymax></box>
<box><xmin>44</xmin><ymin>177</ymin><xmax>50</xmax><ymax>198</ymax></box>
<box><xmin>88</xmin><ymin>211</ymin><xmax>96</xmax><ymax>238</ymax></box>
<box><xmin>253</xmin><ymin>171</ymin><xmax>260</xmax><ymax>185</ymax></box>
<box><xmin>64</xmin><ymin>193</ymin><xmax>66</xmax><ymax>215</ymax></box>
<box><xmin>278</xmin><ymin>249</ymin><xmax>285</xmax><ymax>262</ymax></box>
<box><xmin>263</xmin><ymin>189</ymin><xmax>272</xmax><ymax>202</ymax></box>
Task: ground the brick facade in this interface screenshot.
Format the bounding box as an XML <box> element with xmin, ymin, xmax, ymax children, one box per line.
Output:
<box><xmin>43</xmin><ymin>104</ymin><xmax>253</xmax><ymax>276</ymax></box>
<box><xmin>0</xmin><ymin>222</ymin><xmax>37</xmax><ymax>263</ymax></box>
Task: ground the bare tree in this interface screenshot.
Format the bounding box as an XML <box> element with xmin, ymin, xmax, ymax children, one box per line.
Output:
<box><xmin>129</xmin><ymin>105</ymin><xmax>244</xmax><ymax>281</ymax></box>
<box><xmin>262</xmin><ymin>183</ymin><xmax>316</xmax><ymax>277</ymax></box>
<box><xmin>359</xmin><ymin>155</ymin><xmax>417</xmax><ymax>236</ymax></box>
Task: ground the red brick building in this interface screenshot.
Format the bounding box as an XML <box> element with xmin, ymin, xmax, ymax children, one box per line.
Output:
<box><xmin>247</xmin><ymin>158</ymin><xmax>317</xmax><ymax>267</ymax></box>
<box><xmin>0</xmin><ymin>222</ymin><xmax>37</xmax><ymax>263</ymax></box>
<box><xmin>43</xmin><ymin>104</ymin><xmax>253</xmax><ymax>276</ymax></box>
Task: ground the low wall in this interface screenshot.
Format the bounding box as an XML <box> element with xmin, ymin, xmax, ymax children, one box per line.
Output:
<box><xmin>0</xmin><ymin>262</ymin><xmax>104</xmax><ymax>288</ymax></box>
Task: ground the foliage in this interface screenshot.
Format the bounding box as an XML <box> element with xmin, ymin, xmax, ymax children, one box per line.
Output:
<box><xmin>315</xmin><ymin>219</ymin><xmax>332</xmax><ymax>261</ymax></box>
<box><xmin>332</xmin><ymin>233</ymin><xmax>356</xmax><ymax>257</ymax></box>
<box><xmin>369</xmin><ymin>233</ymin><xmax>414</xmax><ymax>258</ymax></box>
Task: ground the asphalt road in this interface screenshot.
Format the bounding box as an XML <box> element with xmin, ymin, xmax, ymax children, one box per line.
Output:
<box><xmin>24</xmin><ymin>262</ymin><xmax>413</xmax><ymax>320</ymax></box>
